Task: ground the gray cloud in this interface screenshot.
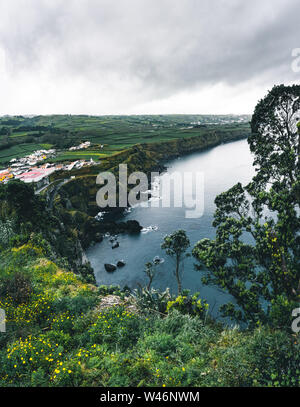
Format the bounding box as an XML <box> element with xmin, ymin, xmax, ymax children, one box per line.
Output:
<box><xmin>0</xmin><ymin>0</ymin><xmax>299</xmax><ymax>114</ymax></box>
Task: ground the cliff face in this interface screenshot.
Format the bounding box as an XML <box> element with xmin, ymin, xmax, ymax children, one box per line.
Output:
<box><xmin>141</xmin><ymin>127</ymin><xmax>248</xmax><ymax>160</ymax></box>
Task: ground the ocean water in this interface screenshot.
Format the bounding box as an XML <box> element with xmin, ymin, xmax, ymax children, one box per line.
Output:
<box><xmin>87</xmin><ymin>138</ymin><xmax>255</xmax><ymax>318</ymax></box>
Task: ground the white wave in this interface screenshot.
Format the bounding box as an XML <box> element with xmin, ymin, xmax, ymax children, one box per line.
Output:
<box><xmin>153</xmin><ymin>255</ymin><xmax>165</xmax><ymax>264</ymax></box>
<box><xmin>95</xmin><ymin>211</ymin><xmax>105</xmax><ymax>221</ymax></box>
<box><xmin>141</xmin><ymin>225</ymin><xmax>158</xmax><ymax>234</ymax></box>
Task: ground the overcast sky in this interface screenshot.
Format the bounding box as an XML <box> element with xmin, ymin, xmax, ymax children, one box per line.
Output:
<box><xmin>0</xmin><ymin>0</ymin><xmax>299</xmax><ymax>115</ymax></box>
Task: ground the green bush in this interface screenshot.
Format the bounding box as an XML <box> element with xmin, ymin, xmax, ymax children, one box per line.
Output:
<box><xmin>0</xmin><ymin>271</ymin><xmax>33</xmax><ymax>305</ymax></box>
<box><xmin>0</xmin><ymin>243</ymin><xmax>298</xmax><ymax>387</ymax></box>
<box><xmin>166</xmin><ymin>290</ymin><xmax>209</xmax><ymax>320</ymax></box>
<box><xmin>88</xmin><ymin>307</ymin><xmax>142</xmax><ymax>352</ymax></box>
<box><xmin>132</xmin><ymin>287</ymin><xmax>171</xmax><ymax>314</ymax></box>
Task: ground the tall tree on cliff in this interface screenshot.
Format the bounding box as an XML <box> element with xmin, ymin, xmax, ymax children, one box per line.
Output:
<box><xmin>162</xmin><ymin>230</ymin><xmax>190</xmax><ymax>295</ymax></box>
<box><xmin>193</xmin><ymin>85</ymin><xmax>300</xmax><ymax>328</ymax></box>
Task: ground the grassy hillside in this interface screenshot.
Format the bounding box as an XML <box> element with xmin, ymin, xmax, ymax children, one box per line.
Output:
<box><xmin>0</xmin><ymin>244</ymin><xmax>298</xmax><ymax>387</ymax></box>
<box><xmin>0</xmin><ymin>143</ymin><xmax>53</xmax><ymax>164</ymax></box>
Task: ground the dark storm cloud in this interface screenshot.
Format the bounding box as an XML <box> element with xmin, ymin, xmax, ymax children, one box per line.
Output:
<box><xmin>0</xmin><ymin>0</ymin><xmax>299</xmax><ymax>113</ymax></box>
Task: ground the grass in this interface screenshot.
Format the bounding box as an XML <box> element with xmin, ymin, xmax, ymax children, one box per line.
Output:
<box><xmin>49</xmin><ymin>152</ymin><xmax>110</xmax><ymax>163</ymax></box>
<box><xmin>0</xmin><ymin>143</ymin><xmax>53</xmax><ymax>165</ymax></box>
<box><xmin>47</xmin><ymin>147</ymin><xmax>118</xmax><ymax>163</ymax></box>
<box><xmin>0</xmin><ymin>243</ymin><xmax>298</xmax><ymax>387</ymax></box>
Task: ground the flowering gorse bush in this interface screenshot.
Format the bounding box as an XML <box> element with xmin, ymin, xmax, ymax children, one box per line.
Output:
<box><xmin>0</xmin><ymin>293</ymin><xmax>53</xmax><ymax>327</ymax></box>
<box><xmin>88</xmin><ymin>307</ymin><xmax>142</xmax><ymax>351</ymax></box>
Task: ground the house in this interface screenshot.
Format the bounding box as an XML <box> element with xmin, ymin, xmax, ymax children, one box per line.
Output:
<box><xmin>16</xmin><ymin>167</ymin><xmax>56</xmax><ymax>190</ymax></box>
<box><xmin>0</xmin><ymin>170</ymin><xmax>13</xmax><ymax>183</ymax></box>
<box><xmin>69</xmin><ymin>141</ymin><xmax>91</xmax><ymax>151</ymax></box>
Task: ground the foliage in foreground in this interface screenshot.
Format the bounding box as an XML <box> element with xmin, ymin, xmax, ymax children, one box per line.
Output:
<box><xmin>0</xmin><ymin>245</ymin><xmax>299</xmax><ymax>387</ymax></box>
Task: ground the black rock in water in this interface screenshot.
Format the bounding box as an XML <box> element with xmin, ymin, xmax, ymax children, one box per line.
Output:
<box><xmin>153</xmin><ymin>256</ymin><xmax>161</xmax><ymax>264</ymax></box>
<box><xmin>104</xmin><ymin>263</ymin><xmax>117</xmax><ymax>272</ymax></box>
<box><xmin>117</xmin><ymin>260</ymin><xmax>126</xmax><ymax>268</ymax></box>
<box><xmin>112</xmin><ymin>241</ymin><xmax>119</xmax><ymax>249</ymax></box>
<box><xmin>126</xmin><ymin>220</ymin><xmax>143</xmax><ymax>233</ymax></box>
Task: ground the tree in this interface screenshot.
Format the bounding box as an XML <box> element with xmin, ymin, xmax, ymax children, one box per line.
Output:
<box><xmin>250</xmin><ymin>84</ymin><xmax>300</xmax><ymax>198</ymax></box>
<box><xmin>0</xmin><ymin>180</ymin><xmax>44</xmax><ymax>223</ymax></box>
<box><xmin>193</xmin><ymin>85</ymin><xmax>300</xmax><ymax>328</ymax></box>
<box><xmin>161</xmin><ymin>230</ymin><xmax>190</xmax><ymax>295</ymax></box>
<box><xmin>144</xmin><ymin>261</ymin><xmax>157</xmax><ymax>290</ymax></box>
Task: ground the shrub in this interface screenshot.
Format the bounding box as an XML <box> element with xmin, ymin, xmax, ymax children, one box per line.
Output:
<box><xmin>0</xmin><ymin>271</ymin><xmax>32</xmax><ymax>304</ymax></box>
<box><xmin>52</xmin><ymin>291</ymin><xmax>99</xmax><ymax>316</ymax></box>
<box><xmin>88</xmin><ymin>307</ymin><xmax>142</xmax><ymax>351</ymax></box>
<box><xmin>2</xmin><ymin>335</ymin><xmax>64</xmax><ymax>386</ymax></box>
<box><xmin>0</xmin><ymin>219</ymin><xmax>16</xmax><ymax>248</ymax></box>
<box><xmin>166</xmin><ymin>291</ymin><xmax>209</xmax><ymax>320</ymax></box>
<box><xmin>131</xmin><ymin>287</ymin><xmax>171</xmax><ymax>314</ymax></box>
<box><xmin>139</xmin><ymin>332</ymin><xmax>177</xmax><ymax>357</ymax></box>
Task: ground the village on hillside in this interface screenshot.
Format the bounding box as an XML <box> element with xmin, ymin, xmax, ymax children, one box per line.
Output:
<box><xmin>0</xmin><ymin>141</ymin><xmax>98</xmax><ymax>190</ymax></box>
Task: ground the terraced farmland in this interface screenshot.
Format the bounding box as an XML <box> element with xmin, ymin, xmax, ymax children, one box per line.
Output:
<box><xmin>0</xmin><ymin>114</ymin><xmax>250</xmax><ymax>166</ymax></box>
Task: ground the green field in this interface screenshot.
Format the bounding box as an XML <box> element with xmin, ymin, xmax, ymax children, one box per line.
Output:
<box><xmin>0</xmin><ymin>115</ymin><xmax>251</xmax><ymax>166</ymax></box>
<box><xmin>49</xmin><ymin>150</ymin><xmax>114</xmax><ymax>163</ymax></box>
<box><xmin>0</xmin><ymin>143</ymin><xmax>53</xmax><ymax>165</ymax></box>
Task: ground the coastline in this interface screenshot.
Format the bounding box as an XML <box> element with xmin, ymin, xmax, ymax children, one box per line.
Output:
<box><xmin>81</xmin><ymin>131</ymin><xmax>250</xmax><ymax>283</ymax></box>
<box><xmin>39</xmin><ymin>129</ymin><xmax>249</xmax><ymax>283</ymax></box>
